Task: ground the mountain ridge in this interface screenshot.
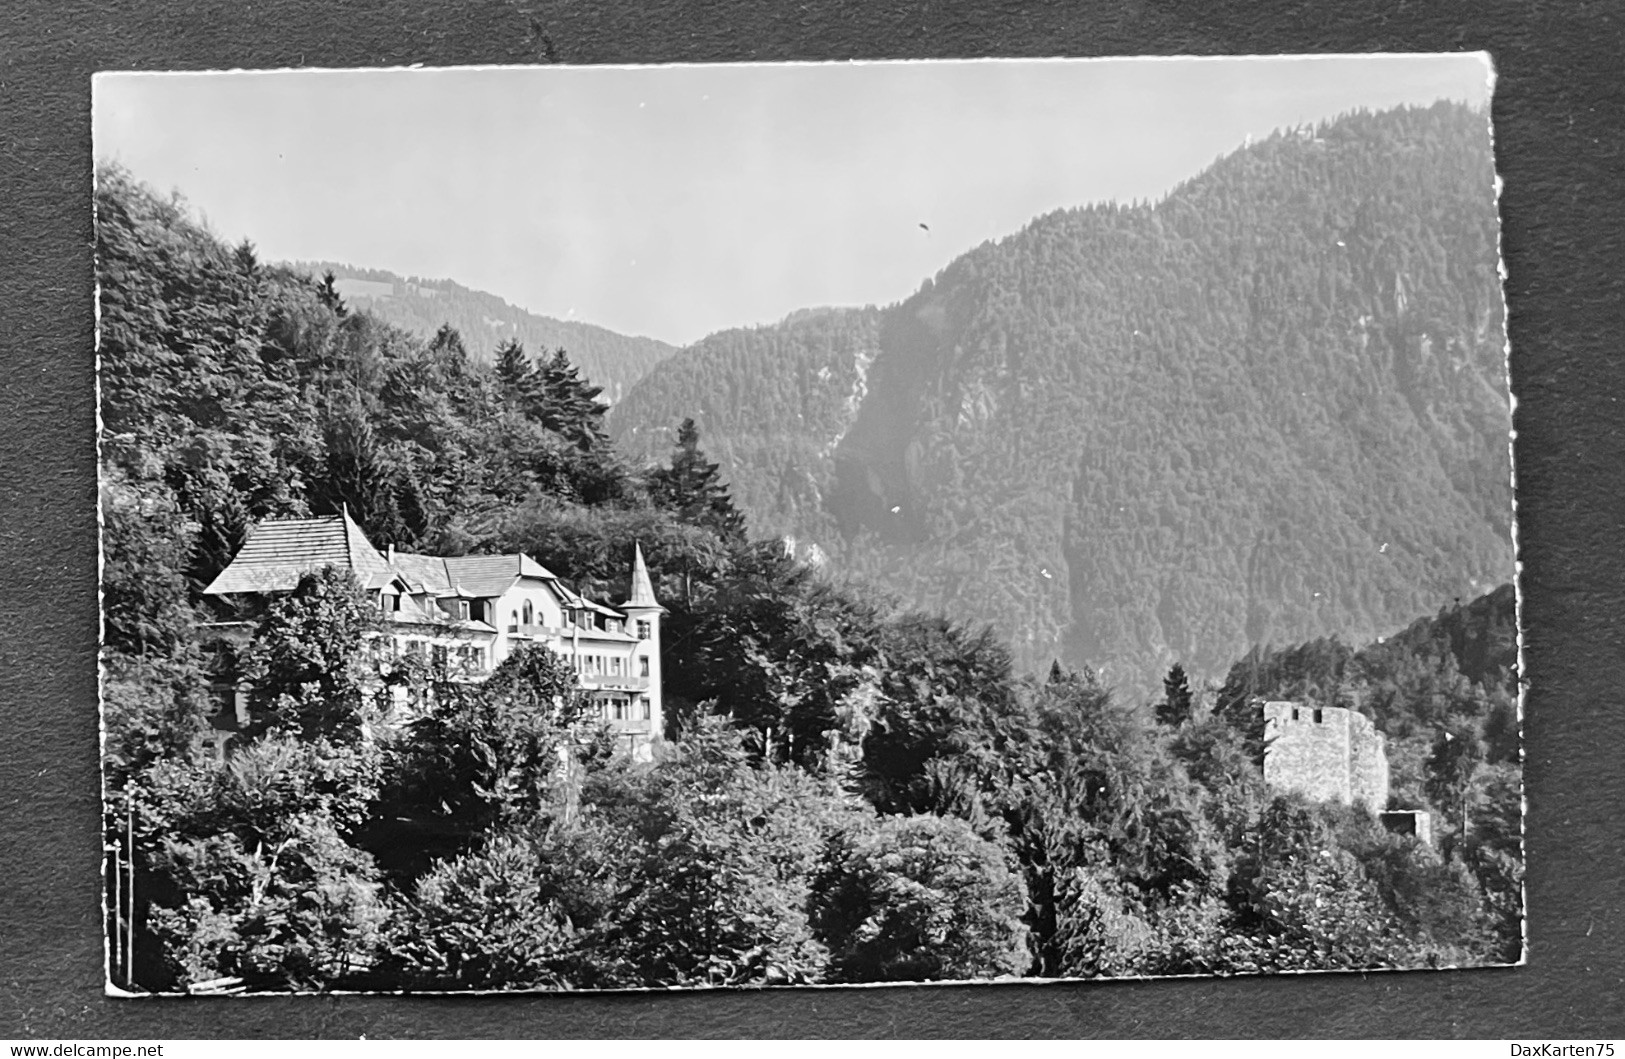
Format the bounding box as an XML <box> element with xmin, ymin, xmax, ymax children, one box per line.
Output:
<box><xmin>609</xmin><ymin>101</ymin><xmax>1513</xmax><ymax>698</ymax></box>
<box><xmin>285</xmin><ymin>261</ymin><xmax>677</xmax><ymax>404</ymax></box>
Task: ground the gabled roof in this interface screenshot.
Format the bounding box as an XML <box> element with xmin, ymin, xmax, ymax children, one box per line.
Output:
<box><xmin>445</xmin><ymin>553</ymin><xmax>558</xmax><ymax>597</ymax></box>
<box><xmin>202</xmin><ymin>510</ymin><xmax>398</xmax><ymax>595</ymax></box>
<box><xmin>388</xmin><ymin>551</ymin><xmax>560</xmax><ymax>599</ymax></box>
<box><xmin>388</xmin><ymin>552</ymin><xmax>450</xmax><ymax>594</ymax></box>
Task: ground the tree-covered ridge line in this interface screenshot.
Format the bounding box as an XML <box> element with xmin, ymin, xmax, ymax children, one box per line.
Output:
<box><xmin>96</xmin><ymin>122</ymin><xmax>1520</xmax><ymax>995</ymax></box>
<box><xmin>286</xmin><ymin>260</ymin><xmax>677</xmax><ymax>405</ymax></box>
<box><xmin>610</xmin><ymin>101</ymin><xmax>1513</xmax><ymax>698</ymax></box>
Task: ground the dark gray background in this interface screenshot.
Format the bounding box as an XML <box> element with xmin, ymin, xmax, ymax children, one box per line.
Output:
<box><xmin>3</xmin><ymin>0</ymin><xmax>1620</xmax><ymax>1039</ymax></box>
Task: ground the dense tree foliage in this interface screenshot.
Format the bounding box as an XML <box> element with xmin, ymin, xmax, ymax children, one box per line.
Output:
<box><xmin>98</xmin><ymin>103</ymin><xmax>1521</xmax><ymax>995</ymax></box>
<box><xmin>810</xmin><ymin>813</ymin><xmax>1030</xmax><ymax>983</ymax></box>
<box><xmin>610</xmin><ymin>102</ymin><xmax>1513</xmax><ymax>697</ymax></box>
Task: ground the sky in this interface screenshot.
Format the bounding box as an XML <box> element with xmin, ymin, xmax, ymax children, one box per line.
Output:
<box><xmin>94</xmin><ymin>55</ymin><xmax>1492</xmax><ymax>347</ymax></box>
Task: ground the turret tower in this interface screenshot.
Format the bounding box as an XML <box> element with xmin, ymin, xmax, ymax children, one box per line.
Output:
<box><xmin>621</xmin><ymin>542</ymin><xmax>666</xmax><ymax>756</ymax></box>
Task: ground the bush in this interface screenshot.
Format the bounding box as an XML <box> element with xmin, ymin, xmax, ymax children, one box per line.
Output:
<box><xmin>810</xmin><ymin>813</ymin><xmax>1030</xmax><ymax>983</ymax></box>
<box><xmin>147</xmin><ymin>813</ymin><xmax>389</xmax><ymax>991</ymax></box>
<box><xmin>386</xmin><ymin>833</ymin><xmax>580</xmax><ymax>991</ymax></box>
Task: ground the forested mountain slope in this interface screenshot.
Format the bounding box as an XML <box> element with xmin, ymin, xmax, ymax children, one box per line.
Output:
<box><xmin>613</xmin><ymin>306</ymin><xmax>884</xmax><ymax>553</ymax></box>
<box><xmin>290</xmin><ymin>262</ymin><xmax>676</xmax><ymax>403</ymax></box>
<box><xmin>610</xmin><ymin>102</ymin><xmax>1513</xmax><ymax>696</ymax></box>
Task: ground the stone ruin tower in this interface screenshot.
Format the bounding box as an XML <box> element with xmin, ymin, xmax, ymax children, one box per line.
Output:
<box><xmin>1262</xmin><ymin>701</ymin><xmax>1390</xmax><ymax>814</ymax></box>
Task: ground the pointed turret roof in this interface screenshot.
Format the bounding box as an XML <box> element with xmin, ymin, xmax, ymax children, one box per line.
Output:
<box><xmin>626</xmin><ymin>542</ymin><xmax>664</xmax><ymax>611</ymax></box>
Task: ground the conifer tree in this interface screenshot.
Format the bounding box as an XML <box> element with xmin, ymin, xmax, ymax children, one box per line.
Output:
<box><xmin>649</xmin><ymin>417</ymin><xmax>747</xmax><ymax>542</ymax></box>
<box><xmin>1157</xmin><ymin>662</ymin><xmax>1195</xmax><ymax>727</ymax></box>
<box><xmin>537</xmin><ymin>347</ymin><xmax>609</xmax><ymax>450</ymax></box>
<box><xmin>494</xmin><ymin>338</ymin><xmax>535</xmax><ymax>408</ymax></box>
<box><xmin>316</xmin><ymin>269</ymin><xmax>348</xmax><ymax>316</ymax></box>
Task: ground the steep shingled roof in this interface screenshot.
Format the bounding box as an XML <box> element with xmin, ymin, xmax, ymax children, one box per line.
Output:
<box><xmin>202</xmin><ymin>510</ymin><xmax>397</xmax><ymax>595</ymax></box>
<box><xmin>388</xmin><ymin>551</ymin><xmax>560</xmax><ymax>599</ymax></box>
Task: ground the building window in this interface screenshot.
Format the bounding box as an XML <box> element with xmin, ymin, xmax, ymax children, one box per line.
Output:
<box><xmin>522</xmin><ymin>600</ymin><xmax>534</xmax><ymax>627</ymax></box>
<box><xmin>614</xmin><ymin>698</ymin><xmax>626</xmax><ymax>721</ymax></box>
<box><xmin>639</xmin><ymin>656</ymin><xmax>650</xmax><ymax>678</ymax></box>
<box><xmin>1291</xmin><ymin>707</ymin><xmax>1299</xmax><ymax>721</ymax></box>
<box><xmin>611</xmin><ymin>656</ymin><xmax>622</xmax><ymax>676</ymax></box>
<box><xmin>509</xmin><ymin>611</ymin><xmax>519</xmax><ymax>633</ymax></box>
<box><xmin>636</xmin><ymin>620</ymin><xmax>651</xmax><ymax>640</ymax></box>
<box><xmin>1312</xmin><ymin>708</ymin><xmax>1323</xmax><ymax>724</ymax></box>
<box><xmin>639</xmin><ymin>695</ymin><xmax>651</xmax><ymax>720</ymax></box>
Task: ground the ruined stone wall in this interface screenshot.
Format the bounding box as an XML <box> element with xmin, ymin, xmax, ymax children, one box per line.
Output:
<box><xmin>1263</xmin><ymin>701</ymin><xmax>1390</xmax><ymax>812</ymax></box>
<box><xmin>1263</xmin><ymin>701</ymin><xmax>1351</xmax><ymax>804</ymax></box>
<box><xmin>1348</xmin><ymin>718</ymin><xmax>1390</xmax><ymax>813</ymax></box>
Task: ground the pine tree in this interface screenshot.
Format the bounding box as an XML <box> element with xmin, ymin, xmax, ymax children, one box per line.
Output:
<box><xmin>537</xmin><ymin>347</ymin><xmax>608</xmax><ymax>450</ymax></box>
<box><xmin>649</xmin><ymin>418</ymin><xmax>747</xmax><ymax>541</ymax></box>
<box><xmin>316</xmin><ymin>269</ymin><xmax>348</xmax><ymax>316</ymax></box>
<box><xmin>494</xmin><ymin>338</ymin><xmax>535</xmax><ymax>408</ymax></box>
<box><xmin>1156</xmin><ymin>662</ymin><xmax>1195</xmax><ymax>727</ymax></box>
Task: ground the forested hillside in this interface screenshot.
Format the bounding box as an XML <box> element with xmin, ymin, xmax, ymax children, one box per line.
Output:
<box><xmin>291</xmin><ymin>261</ymin><xmax>675</xmax><ymax>403</ymax></box>
<box><xmin>97</xmin><ymin>154</ymin><xmax>1520</xmax><ymax>993</ymax></box>
<box><xmin>609</xmin><ymin>102</ymin><xmax>1513</xmax><ymax>696</ymax></box>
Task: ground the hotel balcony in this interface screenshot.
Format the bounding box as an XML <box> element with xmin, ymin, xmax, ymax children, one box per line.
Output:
<box><xmin>580</xmin><ymin>675</ymin><xmax>650</xmax><ymax>693</ymax></box>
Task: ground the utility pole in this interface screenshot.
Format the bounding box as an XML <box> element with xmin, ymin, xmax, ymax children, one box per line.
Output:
<box><xmin>108</xmin><ymin>836</ymin><xmax>122</xmax><ymax>986</ymax></box>
<box><xmin>126</xmin><ymin>795</ymin><xmax>135</xmax><ymax>991</ymax></box>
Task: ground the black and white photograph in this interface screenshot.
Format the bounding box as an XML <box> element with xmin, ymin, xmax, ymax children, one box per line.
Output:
<box><xmin>93</xmin><ymin>54</ymin><xmax>1521</xmax><ymax>996</ymax></box>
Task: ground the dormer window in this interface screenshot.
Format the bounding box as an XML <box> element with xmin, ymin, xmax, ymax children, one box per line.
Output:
<box><xmin>457</xmin><ymin>599</ymin><xmax>470</xmax><ymax>621</ymax></box>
